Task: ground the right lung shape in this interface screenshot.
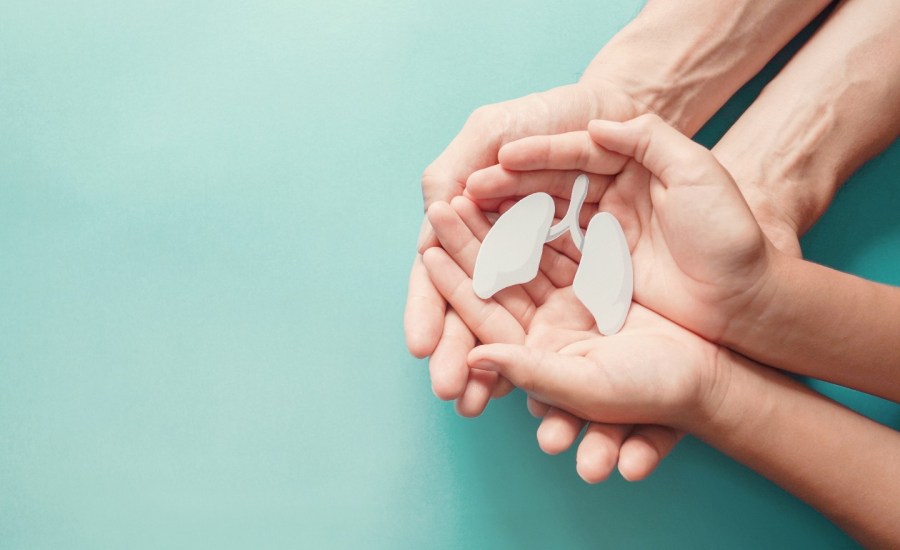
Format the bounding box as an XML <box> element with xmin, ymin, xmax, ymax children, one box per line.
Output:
<box><xmin>472</xmin><ymin>193</ymin><xmax>555</xmax><ymax>299</ymax></box>
<box><xmin>573</xmin><ymin>212</ymin><xmax>633</xmax><ymax>336</ymax></box>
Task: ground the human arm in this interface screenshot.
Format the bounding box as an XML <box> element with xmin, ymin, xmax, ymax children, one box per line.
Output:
<box><xmin>713</xmin><ymin>0</ymin><xmax>900</xmax><ymax>257</ymax></box>
<box><xmin>422</xmin><ymin>195</ymin><xmax>900</xmax><ymax>545</ymax></box>
<box><xmin>406</xmin><ymin>0</ymin><xmax>832</xmax><ymax>390</ymax></box>
<box><xmin>497</xmin><ymin>113</ymin><xmax>900</xmax><ymax>401</ymax></box>
<box><xmin>726</xmin><ymin>250</ymin><xmax>900</xmax><ymax>402</ymax></box>
<box><xmin>406</xmin><ymin>0</ymin><xmax>831</xmax><ymax>481</ymax></box>
<box><xmin>468</xmin><ymin>339</ymin><xmax>900</xmax><ymax>548</ymax></box>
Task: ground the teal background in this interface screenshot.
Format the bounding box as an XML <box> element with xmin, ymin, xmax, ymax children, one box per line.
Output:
<box><xmin>1</xmin><ymin>1</ymin><xmax>897</xmax><ymax>548</ymax></box>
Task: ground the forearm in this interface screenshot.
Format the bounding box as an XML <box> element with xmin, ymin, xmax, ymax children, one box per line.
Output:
<box><xmin>714</xmin><ymin>0</ymin><xmax>900</xmax><ymax>239</ymax></box>
<box><xmin>695</xmin><ymin>351</ymin><xmax>900</xmax><ymax>547</ymax></box>
<box><xmin>729</xmin><ymin>252</ymin><xmax>900</xmax><ymax>402</ymax></box>
<box><xmin>585</xmin><ymin>0</ymin><xmax>831</xmax><ymax>136</ymax></box>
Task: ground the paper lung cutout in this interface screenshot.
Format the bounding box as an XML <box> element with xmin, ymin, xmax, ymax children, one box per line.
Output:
<box><xmin>573</xmin><ymin>213</ymin><xmax>633</xmax><ymax>336</ymax></box>
<box><xmin>472</xmin><ymin>174</ymin><xmax>633</xmax><ymax>335</ymax></box>
<box><xmin>472</xmin><ymin>192</ymin><xmax>555</xmax><ymax>299</ymax></box>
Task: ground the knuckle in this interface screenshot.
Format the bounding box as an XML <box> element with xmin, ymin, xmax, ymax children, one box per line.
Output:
<box><xmin>467</xmin><ymin>104</ymin><xmax>513</xmax><ymax>137</ymax></box>
<box><xmin>467</xmin><ymin>105</ymin><xmax>499</xmax><ymax>126</ymax></box>
<box><xmin>574</xmin><ymin>139</ymin><xmax>591</xmax><ymax>169</ymax></box>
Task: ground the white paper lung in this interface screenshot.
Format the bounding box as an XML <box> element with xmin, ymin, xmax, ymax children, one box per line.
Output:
<box><xmin>472</xmin><ymin>192</ymin><xmax>555</xmax><ymax>299</ymax></box>
<box><xmin>470</xmin><ymin>175</ymin><xmax>633</xmax><ymax>335</ymax></box>
<box><xmin>573</xmin><ymin>212</ymin><xmax>633</xmax><ymax>336</ymax></box>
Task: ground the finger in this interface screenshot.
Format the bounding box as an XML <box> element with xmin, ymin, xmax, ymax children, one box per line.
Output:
<box><xmin>421</xmin><ymin>109</ymin><xmax>508</xmax><ymax>207</ymax></box>
<box><xmin>428</xmin><ymin>309</ymin><xmax>475</xmax><ymax>400</ymax></box>
<box><xmin>448</xmin><ymin>195</ymin><xmax>493</xmax><ymax>240</ymax></box>
<box><xmin>618</xmin><ymin>426</ymin><xmax>684</xmax><ymax>482</ymax></box>
<box><xmin>466</xmin><ymin>165</ymin><xmax>612</xmax><ymax>202</ymax></box>
<box><xmin>587</xmin><ymin>115</ymin><xmax>720</xmax><ymax>188</ymax></box>
<box><xmin>497</xmin><ymin>131</ymin><xmax>629</xmax><ymax>174</ymax></box>
<box><xmin>468</xmin><ymin>344</ymin><xmax>602</xmax><ymax>417</ymax></box>
<box><xmin>575</xmin><ymin>423</ymin><xmax>631</xmax><ymax>484</ymax></box>
<box><xmin>426</xmin><ymin>202</ymin><xmax>484</xmax><ymax>275</ymax></box>
<box><xmin>492</xmin><ymin>376</ymin><xmax>515</xmax><ymax>398</ymax></box>
<box><xmin>404</xmin><ymin>254</ymin><xmax>446</xmax><ymax>358</ymax></box>
<box><xmin>421</xmin><ymin>83</ymin><xmax>605</xmax><ymax>207</ymax></box>
<box><xmin>462</xmin><ymin>195</ymin><xmax>509</xmax><ymax>214</ymax></box>
<box><xmin>527</xmin><ymin>396</ymin><xmax>551</xmax><ymax>418</ymax></box>
<box><xmin>536</xmin><ymin>407</ymin><xmax>586</xmax><ymax>455</ymax></box>
<box><xmin>422</xmin><ymin>248</ymin><xmax>526</xmax><ymax>345</ymax></box>
<box><xmin>455</xmin><ymin>368</ymin><xmax>497</xmax><ymax>418</ymax></box>
<box><xmin>416</xmin><ymin>219</ymin><xmax>440</xmax><ymax>254</ymax></box>
<box><xmin>427</xmin><ymin>201</ymin><xmax>537</xmax><ymax>328</ymax></box>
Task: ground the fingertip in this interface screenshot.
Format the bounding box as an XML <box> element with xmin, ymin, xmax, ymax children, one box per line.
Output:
<box><xmin>587</xmin><ymin>118</ymin><xmax>629</xmax><ymax>148</ymax></box>
<box><xmin>448</xmin><ymin>194</ymin><xmax>473</xmax><ymax>213</ymax></box>
<box><xmin>467</xmin><ymin>345</ymin><xmax>506</xmax><ymax>372</ymax></box>
<box><xmin>417</xmin><ymin>233</ymin><xmax>439</xmax><ymax>255</ymax></box>
<box><xmin>536</xmin><ymin>423</ymin><xmax>575</xmax><ymax>456</ymax></box>
<box><xmin>405</xmin><ymin>334</ymin><xmax>436</xmax><ymax>359</ymax></box>
<box><xmin>464</xmin><ymin>168</ymin><xmax>491</xmax><ymax>198</ymax></box>
<box><xmin>404</xmin><ymin>305</ymin><xmax>441</xmax><ymax>356</ymax></box>
<box><xmin>496</xmin><ymin>141</ymin><xmax>517</xmax><ymax>167</ymax></box>
<box><xmin>420</xmin><ymin>245</ymin><xmax>443</xmax><ymax>268</ymax></box>
<box><xmin>431</xmin><ymin>381</ymin><xmax>457</xmax><ymax>401</ymax></box>
<box><xmin>618</xmin><ymin>436</ymin><xmax>661</xmax><ymax>482</ymax></box>
<box><xmin>466</xmin><ymin>164</ymin><xmax>514</xmax><ymax>200</ymax></box>
<box><xmin>425</xmin><ymin>200</ymin><xmax>453</xmax><ymax>228</ymax></box>
<box><xmin>527</xmin><ymin>397</ymin><xmax>550</xmax><ymax>418</ymax></box>
<box><xmin>576</xmin><ymin>443</ymin><xmax>618</xmax><ymax>484</ymax></box>
<box><xmin>491</xmin><ymin>376</ymin><xmax>515</xmax><ymax>398</ymax></box>
<box><xmin>587</xmin><ymin>118</ymin><xmax>624</xmax><ymax>133</ymax></box>
<box><xmin>429</xmin><ymin>358</ymin><xmax>467</xmax><ymax>402</ymax></box>
<box><xmin>454</xmin><ymin>368</ymin><xmax>496</xmax><ymax>418</ymax></box>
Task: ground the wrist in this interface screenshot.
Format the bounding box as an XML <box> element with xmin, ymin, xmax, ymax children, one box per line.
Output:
<box><xmin>714</xmin><ymin>135</ymin><xmax>842</xmax><ymax>246</ymax></box>
<box><xmin>736</xmin><ymin>177</ymin><xmax>804</xmax><ymax>259</ymax></box>
<box><xmin>581</xmin><ymin>34</ymin><xmax>698</xmax><ymax>135</ymax></box>
<box><xmin>584</xmin><ymin>0</ymin><xmax>831</xmax><ymax>137</ymax></box>
<box><xmin>721</xmin><ymin>246</ymin><xmax>794</xmax><ymax>353</ymax></box>
<box><xmin>687</xmin><ymin>347</ymin><xmax>776</xmax><ymax>443</ymax></box>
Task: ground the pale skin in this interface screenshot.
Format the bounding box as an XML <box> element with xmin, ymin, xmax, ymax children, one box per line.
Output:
<box><xmin>426</xmin><ymin>116</ymin><xmax>900</xmax><ymax>547</ymax></box>
<box><xmin>499</xmin><ymin>114</ymin><xmax>900</xmax><ymax>400</ymax></box>
<box><xmin>405</xmin><ymin>0</ymin><xmax>832</xmax><ymax>479</ymax></box>
<box><xmin>429</xmin><ymin>0</ymin><xmax>900</xmax><ymax>479</ymax></box>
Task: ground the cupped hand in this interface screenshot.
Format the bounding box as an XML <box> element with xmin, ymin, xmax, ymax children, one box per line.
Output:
<box><xmin>467</xmin><ymin>301</ymin><xmax>728</xmax><ymax>439</ymax></box>
<box><xmin>405</xmin><ymin>82</ymin><xmax>643</xmax><ymax>406</ymax></box>
<box><xmin>423</xmin><ymin>195</ymin><xmax>690</xmax><ymax>482</ymax></box>
<box><xmin>470</xmin><ymin>114</ymin><xmax>778</xmax><ymax>344</ymax></box>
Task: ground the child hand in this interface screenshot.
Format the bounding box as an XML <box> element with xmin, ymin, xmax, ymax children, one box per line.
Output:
<box><xmin>490</xmin><ymin>114</ymin><xmax>777</xmax><ymax>343</ymax></box>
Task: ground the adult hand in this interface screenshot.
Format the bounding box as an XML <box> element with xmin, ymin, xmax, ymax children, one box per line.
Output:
<box><xmin>477</xmin><ymin>114</ymin><xmax>777</xmax><ymax>343</ymax></box>
<box><xmin>406</xmin><ymin>82</ymin><xmax>642</xmax><ymax>403</ymax></box>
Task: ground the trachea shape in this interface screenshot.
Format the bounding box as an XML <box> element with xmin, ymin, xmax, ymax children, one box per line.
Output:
<box><xmin>472</xmin><ymin>174</ymin><xmax>633</xmax><ymax>336</ymax></box>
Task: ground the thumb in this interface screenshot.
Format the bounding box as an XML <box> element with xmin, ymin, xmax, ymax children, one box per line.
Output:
<box><xmin>468</xmin><ymin>343</ymin><xmax>603</xmax><ymax>418</ymax></box>
<box><xmin>588</xmin><ymin>114</ymin><xmax>724</xmax><ymax>189</ymax></box>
